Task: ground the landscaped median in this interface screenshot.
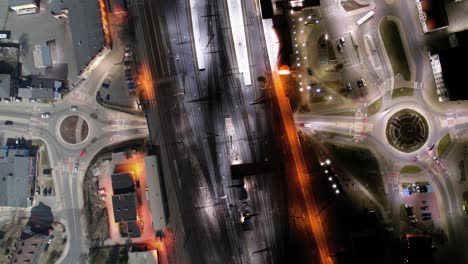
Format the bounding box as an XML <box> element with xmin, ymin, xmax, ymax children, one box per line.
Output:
<box><xmin>437</xmin><ymin>133</ymin><xmax>451</xmax><ymax>157</ymax></box>
<box><xmin>367</xmin><ymin>97</ymin><xmax>383</xmax><ymax>116</ymax></box>
<box><xmin>379</xmin><ymin>17</ymin><xmax>411</xmax><ymax>81</ymax></box>
<box><xmin>400</xmin><ymin>165</ymin><xmax>422</xmax><ymax>174</ymax></box>
<box><xmin>392</xmin><ymin>87</ymin><xmax>414</xmax><ymax>99</ymax></box>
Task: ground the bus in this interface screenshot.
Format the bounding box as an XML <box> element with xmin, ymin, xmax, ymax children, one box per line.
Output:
<box><xmin>356</xmin><ymin>11</ymin><xmax>374</xmax><ymax>26</ymax></box>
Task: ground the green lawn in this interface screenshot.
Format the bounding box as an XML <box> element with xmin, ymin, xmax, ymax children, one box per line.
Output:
<box><xmin>41</xmin><ymin>149</ymin><xmax>50</xmax><ymax>168</ymax></box>
<box><xmin>437</xmin><ymin>133</ymin><xmax>451</xmax><ymax>157</ymax></box>
<box><xmin>326</xmin><ymin>111</ymin><xmax>356</xmax><ymax>117</ymax></box>
<box><xmin>392</xmin><ymin>87</ymin><xmax>414</xmax><ymax>99</ymax></box>
<box><xmin>379</xmin><ymin>17</ymin><xmax>411</xmax><ymax>81</ymax></box>
<box><xmin>367</xmin><ymin>97</ymin><xmax>383</xmax><ymax>116</ymax></box>
<box><xmin>329</xmin><ymin>145</ymin><xmax>387</xmax><ymax>206</ymax></box>
<box><xmin>400</xmin><ymin>165</ymin><xmax>422</xmax><ymax>174</ymax></box>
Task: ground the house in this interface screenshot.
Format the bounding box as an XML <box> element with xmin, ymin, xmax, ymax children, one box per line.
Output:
<box><xmin>17</xmin><ymin>75</ymin><xmax>62</xmax><ymax>100</ymax></box>
<box><xmin>9</xmin><ymin>0</ymin><xmax>38</xmax><ymax>15</ymax></box>
<box><xmin>0</xmin><ymin>74</ymin><xmax>13</xmax><ymax>98</ymax></box>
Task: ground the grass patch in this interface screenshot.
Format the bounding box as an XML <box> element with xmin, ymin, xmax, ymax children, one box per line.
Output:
<box><xmin>400</xmin><ymin>165</ymin><xmax>422</xmax><ymax>174</ymax></box>
<box><xmin>401</xmin><ymin>182</ymin><xmax>412</xmax><ymax>188</ymax></box>
<box><xmin>329</xmin><ymin>145</ymin><xmax>387</xmax><ymax>206</ymax></box>
<box><xmin>326</xmin><ymin>112</ymin><xmax>356</xmax><ymax>117</ymax></box>
<box><xmin>392</xmin><ymin>87</ymin><xmax>414</xmax><ymax>99</ymax></box>
<box><xmin>317</xmin><ymin>130</ymin><xmax>353</xmax><ymax>139</ymax></box>
<box><xmin>437</xmin><ymin>133</ymin><xmax>451</xmax><ymax>157</ymax></box>
<box><xmin>41</xmin><ymin>149</ymin><xmax>50</xmax><ymax>168</ymax></box>
<box><xmin>379</xmin><ymin>17</ymin><xmax>411</xmax><ymax>81</ymax></box>
<box><xmin>415</xmin><ymin>181</ymin><xmax>429</xmax><ymax>186</ymax></box>
<box><xmin>367</xmin><ymin>97</ymin><xmax>383</xmax><ymax>116</ymax></box>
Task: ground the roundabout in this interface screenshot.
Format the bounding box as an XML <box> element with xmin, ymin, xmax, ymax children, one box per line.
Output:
<box><xmin>59</xmin><ymin>115</ymin><xmax>90</xmax><ymax>145</ymax></box>
<box><xmin>386</xmin><ymin>109</ymin><xmax>429</xmax><ymax>153</ymax></box>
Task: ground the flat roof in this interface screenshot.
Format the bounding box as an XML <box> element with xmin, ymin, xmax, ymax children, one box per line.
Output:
<box><xmin>112</xmin><ymin>193</ymin><xmax>137</xmax><ymax>222</ymax></box>
<box><xmin>111</xmin><ymin>172</ymin><xmax>135</xmax><ymax>194</ymax></box>
<box><xmin>0</xmin><ymin>149</ymin><xmax>34</xmax><ymax>207</ymax></box>
<box><xmin>9</xmin><ymin>0</ymin><xmax>36</xmax><ymax>7</ymax></box>
<box><xmin>128</xmin><ymin>250</ymin><xmax>159</xmax><ymax>264</ymax></box>
<box><xmin>0</xmin><ymin>74</ymin><xmax>11</xmax><ymax>97</ymax></box>
<box><xmin>144</xmin><ymin>155</ymin><xmax>166</xmax><ymax>231</ymax></box>
<box><xmin>438</xmin><ymin>46</ymin><xmax>468</xmax><ymax>100</ymax></box>
<box><xmin>49</xmin><ymin>0</ymin><xmax>105</xmax><ymax>74</ymax></box>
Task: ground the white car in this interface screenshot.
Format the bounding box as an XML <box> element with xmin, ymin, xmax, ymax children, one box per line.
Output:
<box><xmin>29</xmin><ymin>98</ymin><xmax>36</xmax><ymax>103</ymax></box>
<box><xmin>74</xmin><ymin>163</ymin><xmax>79</xmax><ymax>173</ymax></box>
<box><xmin>70</xmin><ymin>106</ymin><xmax>78</xmax><ymax>111</ymax></box>
<box><xmin>41</xmin><ymin>113</ymin><xmax>50</xmax><ymax>119</ymax></box>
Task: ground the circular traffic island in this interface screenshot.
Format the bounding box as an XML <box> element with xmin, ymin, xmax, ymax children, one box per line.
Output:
<box><xmin>59</xmin><ymin>115</ymin><xmax>89</xmax><ymax>144</ymax></box>
<box><xmin>386</xmin><ymin>109</ymin><xmax>429</xmax><ymax>153</ymax></box>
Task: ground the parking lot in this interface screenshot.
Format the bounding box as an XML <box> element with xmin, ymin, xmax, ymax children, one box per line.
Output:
<box><xmin>0</xmin><ymin>2</ymin><xmax>75</xmax><ymax>80</ymax></box>
<box><xmin>402</xmin><ymin>190</ymin><xmax>440</xmax><ymax>222</ymax></box>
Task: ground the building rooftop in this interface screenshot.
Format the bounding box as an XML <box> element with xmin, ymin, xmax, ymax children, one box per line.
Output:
<box><xmin>49</xmin><ymin>0</ymin><xmax>105</xmax><ymax>75</ymax></box>
<box><xmin>8</xmin><ymin>0</ymin><xmax>36</xmax><ymax>7</ymax></box>
<box><xmin>128</xmin><ymin>250</ymin><xmax>159</xmax><ymax>264</ymax></box>
<box><xmin>438</xmin><ymin>46</ymin><xmax>468</xmax><ymax>100</ymax></box>
<box><xmin>0</xmin><ymin>74</ymin><xmax>11</xmax><ymax>97</ymax></box>
<box><xmin>144</xmin><ymin>155</ymin><xmax>167</xmax><ymax>231</ymax></box>
<box><xmin>111</xmin><ymin>172</ymin><xmax>135</xmax><ymax>195</ymax></box>
<box><xmin>0</xmin><ymin>148</ymin><xmax>35</xmax><ymax>207</ymax></box>
<box><xmin>112</xmin><ymin>193</ymin><xmax>137</xmax><ymax>222</ymax></box>
<box><xmin>127</xmin><ymin>220</ymin><xmax>141</xmax><ymax>238</ymax></box>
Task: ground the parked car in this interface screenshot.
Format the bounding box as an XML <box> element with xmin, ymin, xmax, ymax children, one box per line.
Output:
<box><xmin>4</xmin><ymin>120</ymin><xmax>13</xmax><ymax>125</ymax></box>
<box><xmin>80</xmin><ymin>149</ymin><xmax>87</xmax><ymax>158</ymax></box>
<box><xmin>421</xmin><ymin>206</ymin><xmax>429</xmax><ymax>210</ymax></box>
<box><xmin>101</xmin><ymin>78</ymin><xmax>111</xmax><ymax>89</ymax></box>
<box><xmin>422</xmin><ymin>200</ymin><xmax>428</xmax><ymax>205</ymax></box>
<box><xmin>15</xmin><ymin>97</ymin><xmax>21</xmax><ymax>102</ymax></box>
<box><xmin>422</xmin><ymin>216</ymin><xmax>432</xmax><ymax>221</ymax></box>
<box><xmin>70</xmin><ymin>105</ymin><xmax>78</xmax><ymax>111</ymax></box>
<box><xmin>357</xmin><ymin>79</ymin><xmax>366</xmax><ymax>88</ymax></box>
<box><xmin>422</xmin><ymin>212</ymin><xmax>431</xmax><ymax>217</ymax></box>
<box><xmin>125</xmin><ymin>51</ymin><xmax>133</xmax><ymax>57</ymax></box>
<box><xmin>41</xmin><ymin>112</ymin><xmax>50</xmax><ymax>119</ymax></box>
<box><xmin>29</xmin><ymin>98</ymin><xmax>36</xmax><ymax>103</ymax></box>
<box><xmin>73</xmin><ymin>163</ymin><xmax>79</xmax><ymax>173</ymax></box>
<box><xmin>124</xmin><ymin>46</ymin><xmax>132</xmax><ymax>52</ymax></box>
<box><xmin>336</xmin><ymin>44</ymin><xmax>343</xmax><ymax>53</ymax></box>
<box><xmin>428</xmin><ymin>142</ymin><xmax>435</xmax><ymax>151</ymax></box>
<box><xmin>339</xmin><ymin>37</ymin><xmax>346</xmax><ymax>46</ymax></box>
<box><xmin>3</xmin><ymin>98</ymin><xmax>10</xmax><ymax>103</ymax></box>
<box><xmin>345</xmin><ymin>82</ymin><xmax>352</xmax><ymax>91</ymax></box>
<box><xmin>307</xmin><ymin>67</ymin><xmax>313</xmax><ymax>76</ymax></box>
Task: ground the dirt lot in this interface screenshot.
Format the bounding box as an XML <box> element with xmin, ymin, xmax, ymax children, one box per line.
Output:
<box><xmin>0</xmin><ymin>217</ymin><xmax>66</xmax><ymax>263</ymax></box>
<box><xmin>83</xmin><ymin>159</ymin><xmax>110</xmax><ymax>242</ymax></box>
<box><xmin>89</xmin><ymin>246</ymin><xmax>128</xmax><ymax>264</ymax></box>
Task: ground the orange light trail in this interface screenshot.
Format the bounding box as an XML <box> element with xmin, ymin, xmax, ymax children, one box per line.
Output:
<box><xmin>272</xmin><ymin>72</ymin><xmax>333</xmax><ymax>264</ymax></box>
<box><xmin>98</xmin><ymin>0</ymin><xmax>112</xmax><ymax>48</ymax></box>
<box><xmin>136</xmin><ymin>64</ymin><xmax>155</xmax><ymax>100</ymax></box>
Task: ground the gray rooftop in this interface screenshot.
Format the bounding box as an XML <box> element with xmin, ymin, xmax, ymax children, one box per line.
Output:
<box><xmin>112</xmin><ymin>193</ymin><xmax>137</xmax><ymax>222</ymax></box>
<box><xmin>50</xmin><ymin>0</ymin><xmax>105</xmax><ymax>74</ymax></box>
<box><xmin>0</xmin><ymin>149</ymin><xmax>35</xmax><ymax>207</ymax></box>
<box><xmin>0</xmin><ymin>74</ymin><xmax>12</xmax><ymax>97</ymax></box>
<box><xmin>9</xmin><ymin>0</ymin><xmax>35</xmax><ymax>7</ymax></box>
<box><xmin>111</xmin><ymin>172</ymin><xmax>135</xmax><ymax>195</ymax></box>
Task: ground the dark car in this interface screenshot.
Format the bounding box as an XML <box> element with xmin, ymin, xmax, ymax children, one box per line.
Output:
<box><xmin>307</xmin><ymin>67</ymin><xmax>313</xmax><ymax>76</ymax></box>
<box><xmin>4</xmin><ymin>120</ymin><xmax>13</xmax><ymax>125</ymax></box>
<box><xmin>428</xmin><ymin>142</ymin><xmax>435</xmax><ymax>151</ymax></box>
<box><xmin>339</xmin><ymin>37</ymin><xmax>345</xmax><ymax>46</ymax></box>
<box><xmin>43</xmin><ymin>188</ymin><xmax>47</xmax><ymax>196</ymax></box>
<box><xmin>422</xmin><ymin>216</ymin><xmax>432</xmax><ymax>221</ymax></box>
<box><xmin>357</xmin><ymin>79</ymin><xmax>366</xmax><ymax>88</ymax></box>
<box><xmin>422</xmin><ymin>200</ymin><xmax>428</xmax><ymax>205</ymax></box>
<box><xmin>421</xmin><ymin>206</ymin><xmax>429</xmax><ymax>210</ymax></box>
<box><xmin>345</xmin><ymin>82</ymin><xmax>352</xmax><ymax>91</ymax></box>
<box><xmin>336</xmin><ymin>44</ymin><xmax>343</xmax><ymax>53</ymax></box>
<box><xmin>47</xmin><ymin>187</ymin><xmax>52</xmax><ymax>196</ymax></box>
<box><xmin>422</xmin><ymin>212</ymin><xmax>431</xmax><ymax>217</ymax></box>
<box><xmin>419</xmin><ymin>185</ymin><xmax>428</xmax><ymax>193</ymax></box>
<box><xmin>101</xmin><ymin>78</ymin><xmax>111</xmax><ymax>89</ymax></box>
